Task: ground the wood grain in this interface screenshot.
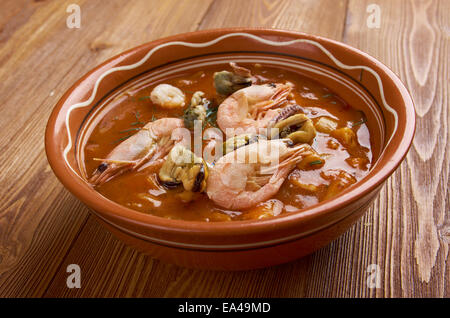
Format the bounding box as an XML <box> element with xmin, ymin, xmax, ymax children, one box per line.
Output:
<box><xmin>0</xmin><ymin>0</ymin><xmax>214</xmax><ymax>297</ymax></box>
<box><xmin>0</xmin><ymin>0</ymin><xmax>448</xmax><ymax>298</ymax></box>
<box><xmin>344</xmin><ymin>0</ymin><xmax>449</xmax><ymax>297</ymax></box>
<box><xmin>199</xmin><ymin>0</ymin><xmax>347</xmax><ymax>40</ymax></box>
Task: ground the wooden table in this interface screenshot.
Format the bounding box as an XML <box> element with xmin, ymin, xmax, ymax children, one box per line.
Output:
<box><xmin>0</xmin><ymin>0</ymin><xmax>448</xmax><ymax>298</ymax></box>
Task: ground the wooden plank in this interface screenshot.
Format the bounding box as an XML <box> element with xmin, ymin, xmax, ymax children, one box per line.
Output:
<box><xmin>43</xmin><ymin>0</ymin><xmax>351</xmax><ymax>298</ymax></box>
<box><xmin>0</xmin><ymin>0</ymin><xmax>214</xmax><ymax>297</ymax></box>
<box><xmin>2</xmin><ymin>0</ymin><xmax>447</xmax><ymax>298</ymax></box>
<box><xmin>340</xmin><ymin>0</ymin><xmax>449</xmax><ymax>297</ymax></box>
<box><xmin>199</xmin><ymin>0</ymin><xmax>348</xmax><ymax>40</ymax></box>
<box><xmin>0</xmin><ymin>0</ymin><xmax>38</xmax><ymax>43</ymax></box>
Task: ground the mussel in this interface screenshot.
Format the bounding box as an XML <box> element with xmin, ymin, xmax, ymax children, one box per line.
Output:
<box><xmin>222</xmin><ymin>133</ymin><xmax>261</xmax><ymax>155</ymax></box>
<box><xmin>182</xmin><ymin>91</ymin><xmax>209</xmax><ymax>129</ymax></box>
<box><xmin>270</xmin><ymin>113</ymin><xmax>316</xmax><ymax>144</ymax></box>
<box><xmin>213</xmin><ymin>62</ymin><xmax>253</xmax><ymax>96</ymax></box>
<box><xmin>158</xmin><ymin>144</ymin><xmax>208</xmax><ymax>192</ymax></box>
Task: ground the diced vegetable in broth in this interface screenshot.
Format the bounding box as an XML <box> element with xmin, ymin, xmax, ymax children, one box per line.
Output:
<box><xmin>315</xmin><ymin>117</ymin><xmax>338</xmax><ymax>134</ymax></box>
<box><xmin>84</xmin><ymin>62</ymin><xmax>373</xmax><ymax>221</ymax></box>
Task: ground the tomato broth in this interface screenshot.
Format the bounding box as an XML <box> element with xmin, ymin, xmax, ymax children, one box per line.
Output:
<box><xmin>84</xmin><ymin>63</ymin><xmax>372</xmax><ymax>221</ymax></box>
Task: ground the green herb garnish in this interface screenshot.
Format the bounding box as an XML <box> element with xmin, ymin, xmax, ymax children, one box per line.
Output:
<box><xmin>352</xmin><ymin>118</ymin><xmax>367</xmax><ymax>127</ymax></box>
<box><xmin>130</xmin><ymin>121</ymin><xmax>145</xmax><ymax>126</ymax></box>
<box><xmin>138</xmin><ymin>96</ymin><xmax>151</xmax><ymax>101</ymax></box>
<box><xmin>112</xmin><ymin>134</ymin><xmax>133</xmax><ymax>144</ymax></box>
<box><xmin>119</xmin><ymin>127</ymin><xmax>141</xmax><ymax>134</ymax></box>
<box><xmin>309</xmin><ymin>160</ymin><xmax>323</xmax><ymax>165</ymax></box>
<box><xmin>322</xmin><ymin>93</ymin><xmax>334</xmax><ymax>98</ymax></box>
<box><xmin>205</xmin><ymin>107</ymin><xmax>218</xmax><ymax>127</ymax></box>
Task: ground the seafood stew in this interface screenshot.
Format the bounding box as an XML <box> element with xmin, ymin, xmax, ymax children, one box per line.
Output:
<box><xmin>83</xmin><ymin>62</ymin><xmax>373</xmax><ymax>222</ymax></box>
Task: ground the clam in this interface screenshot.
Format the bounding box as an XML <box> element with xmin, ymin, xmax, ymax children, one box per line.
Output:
<box><xmin>158</xmin><ymin>144</ymin><xmax>208</xmax><ymax>192</ymax></box>
<box><xmin>270</xmin><ymin>113</ymin><xmax>316</xmax><ymax>144</ymax></box>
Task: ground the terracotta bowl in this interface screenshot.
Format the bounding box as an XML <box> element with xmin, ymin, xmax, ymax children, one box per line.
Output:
<box><xmin>45</xmin><ymin>28</ymin><xmax>415</xmax><ymax>270</ymax></box>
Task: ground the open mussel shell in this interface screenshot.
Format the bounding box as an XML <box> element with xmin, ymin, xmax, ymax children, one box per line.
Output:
<box><xmin>158</xmin><ymin>145</ymin><xmax>208</xmax><ymax>192</ymax></box>
<box><xmin>161</xmin><ymin>180</ymin><xmax>182</xmax><ymax>189</ymax></box>
<box><xmin>213</xmin><ymin>71</ymin><xmax>252</xmax><ymax>96</ymax></box>
<box><xmin>191</xmin><ymin>164</ymin><xmax>207</xmax><ymax>192</ymax></box>
<box><xmin>270</xmin><ymin>113</ymin><xmax>316</xmax><ymax>144</ymax></box>
<box><xmin>222</xmin><ymin>133</ymin><xmax>261</xmax><ymax>154</ymax></box>
<box><xmin>182</xmin><ymin>91</ymin><xmax>214</xmax><ymax>130</ymax></box>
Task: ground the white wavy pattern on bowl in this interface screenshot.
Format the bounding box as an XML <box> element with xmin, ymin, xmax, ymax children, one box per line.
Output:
<box><xmin>77</xmin><ymin>54</ymin><xmax>384</xmax><ymax>180</ymax></box>
<box><xmin>64</xmin><ymin>32</ymin><xmax>398</xmax><ymax>177</ymax></box>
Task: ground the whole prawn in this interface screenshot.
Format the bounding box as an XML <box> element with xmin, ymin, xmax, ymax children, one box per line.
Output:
<box><xmin>206</xmin><ymin>139</ymin><xmax>312</xmax><ymax>210</ymax></box>
<box><xmin>216</xmin><ymin>83</ymin><xmax>293</xmax><ymax>134</ymax></box>
<box><xmin>89</xmin><ymin>118</ymin><xmax>187</xmax><ymax>186</ymax></box>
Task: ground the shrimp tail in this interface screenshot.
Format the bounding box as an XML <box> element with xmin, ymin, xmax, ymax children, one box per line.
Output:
<box><xmin>90</xmin><ymin>142</ymin><xmax>170</xmax><ymax>185</ymax></box>
<box><xmin>229</xmin><ymin>62</ymin><xmax>253</xmax><ymax>78</ymax></box>
<box><xmin>89</xmin><ymin>162</ymin><xmax>134</xmax><ymax>186</ymax></box>
<box><xmin>225</xmin><ymin>169</ymin><xmax>289</xmax><ymax>210</ymax></box>
<box><xmin>259</xmin><ymin>84</ymin><xmax>291</xmax><ymax>111</ymax></box>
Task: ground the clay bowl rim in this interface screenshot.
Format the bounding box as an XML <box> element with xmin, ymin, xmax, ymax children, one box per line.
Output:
<box><xmin>45</xmin><ymin>27</ymin><xmax>415</xmax><ymax>238</ymax></box>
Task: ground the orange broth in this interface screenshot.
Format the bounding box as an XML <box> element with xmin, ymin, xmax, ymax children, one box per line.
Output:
<box><xmin>84</xmin><ymin>63</ymin><xmax>372</xmax><ymax>221</ymax></box>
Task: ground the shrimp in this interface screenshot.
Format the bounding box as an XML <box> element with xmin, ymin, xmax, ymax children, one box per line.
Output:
<box><xmin>206</xmin><ymin>139</ymin><xmax>312</xmax><ymax>210</ymax></box>
<box><xmin>216</xmin><ymin>83</ymin><xmax>292</xmax><ymax>134</ymax></box>
<box><xmin>89</xmin><ymin>118</ymin><xmax>186</xmax><ymax>186</ymax></box>
<box><xmin>150</xmin><ymin>84</ymin><xmax>185</xmax><ymax>108</ymax></box>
